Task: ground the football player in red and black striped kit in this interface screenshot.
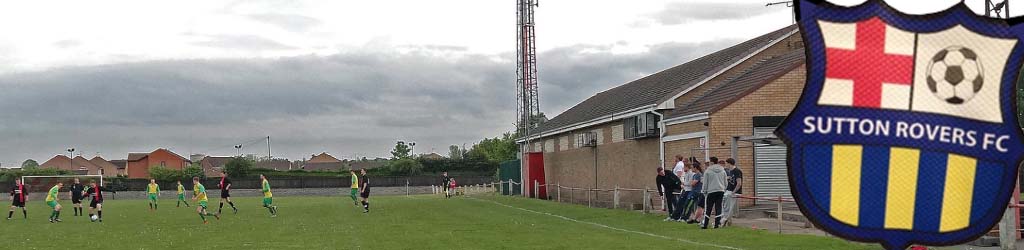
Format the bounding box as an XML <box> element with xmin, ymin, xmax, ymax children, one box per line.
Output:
<box><xmin>217</xmin><ymin>171</ymin><xmax>238</xmax><ymax>215</ymax></box>
<box><xmin>83</xmin><ymin>179</ymin><xmax>115</xmax><ymax>222</ymax></box>
<box><xmin>8</xmin><ymin>179</ymin><xmax>28</xmax><ymax>220</ymax></box>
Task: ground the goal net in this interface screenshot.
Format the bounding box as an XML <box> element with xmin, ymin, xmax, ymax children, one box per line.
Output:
<box><xmin>21</xmin><ymin>175</ymin><xmax>104</xmax><ymax>194</ymax></box>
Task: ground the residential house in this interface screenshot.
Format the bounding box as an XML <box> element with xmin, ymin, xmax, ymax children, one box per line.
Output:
<box><xmin>126</xmin><ymin>148</ymin><xmax>190</xmax><ymax>178</ymax></box>
<box><xmin>302</xmin><ymin>152</ymin><xmax>345</xmax><ymax>171</ymax></box>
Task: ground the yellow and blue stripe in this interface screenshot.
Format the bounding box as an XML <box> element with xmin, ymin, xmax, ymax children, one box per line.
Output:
<box><xmin>803</xmin><ymin>144</ymin><xmax>1002</xmax><ymax>233</ymax></box>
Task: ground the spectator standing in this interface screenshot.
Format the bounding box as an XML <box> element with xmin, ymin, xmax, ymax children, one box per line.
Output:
<box><xmin>722</xmin><ymin>158</ymin><xmax>743</xmax><ymax>225</ymax></box>
<box><xmin>655</xmin><ymin>167</ymin><xmax>682</xmax><ymax>220</ymax></box>
<box><xmin>670</xmin><ymin>163</ymin><xmax>693</xmax><ymax>221</ymax></box>
<box><xmin>685</xmin><ymin>160</ymin><xmax>704</xmax><ymax>224</ymax></box>
<box><xmin>672</xmin><ymin>155</ymin><xmax>686</xmax><ymax>179</ymax></box>
<box><xmin>701</xmin><ymin>157</ymin><xmax>728</xmax><ymax>229</ymax></box>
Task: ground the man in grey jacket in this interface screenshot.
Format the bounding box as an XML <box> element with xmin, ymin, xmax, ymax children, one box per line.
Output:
<box><xmin>701</xmin><ymin>157</ymin><xmax>728</xmax><ymax>229</ymax></box>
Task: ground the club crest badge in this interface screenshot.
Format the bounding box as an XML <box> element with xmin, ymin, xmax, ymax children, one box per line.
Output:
<box><xmin>778</xmin><ymin>0</ymin><xmax>1024</xmax><ymax>249</ymax></box>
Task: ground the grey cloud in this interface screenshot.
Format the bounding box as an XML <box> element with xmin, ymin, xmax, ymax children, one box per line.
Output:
<box><xmin>537</xmin><ymin>40</ymin><xmax>740</xmax><ymax>114</ymax></box>
<box><xmin>190</xmin><ymin>34</ymin><xmax>296</xmax><ymax>51</ymax></box>
<box><xmin>247</xmin><ymin>13</ymin><xmax>322</xmax><ymax>32</ymax></box>
<box><xmin>648</xmin><ymin>2</ymin><xmax>786</xmax><ymax>25</ymax></box>
<box><xmin>53</xmin><ymin>40</ymin><xmax>82</xmax><ymax>49</ymax></box>
<box><xmin>399</xmin><ymin>44</ymin><xmax>469</xmax><ymax>52</ymax></box>
<box><xmin>0</xmin><ymin>39</ymin><xmax>737</xmax><ymax>165</ymax></box>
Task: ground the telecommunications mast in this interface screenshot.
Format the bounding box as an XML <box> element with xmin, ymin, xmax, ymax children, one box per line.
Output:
<box><xmin>516</xmin><ymin>0</ymin><xmax>540</xmax><ymax>138</ymax></box>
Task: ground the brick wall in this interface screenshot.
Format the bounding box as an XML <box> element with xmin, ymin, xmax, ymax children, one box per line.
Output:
<box><xmin>537</xmin><ymin>121</ymin><xmax>661</xmax><ymax>207</ymax></box>
<box><xmin>704</xmin><ymin>66</ymin><xmax>805</xmax><ymax>206</ymax></box>
<box><xmin>665</xmin><ymin>119</ymin><xmax>708</xmax><ymax>136</ymax></box>
<box><xmin>663</xmin><ymin>138</ymin><xmax>703</xmax><ymax>166</ymax></box>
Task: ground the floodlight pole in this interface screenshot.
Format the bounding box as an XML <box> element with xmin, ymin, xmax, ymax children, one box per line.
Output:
<box><xmin>67</xmin><ymin>148</ymin><xmax>75</xmax><ymax>170</ymax></box>
<box><xmin>986</xmin><ymin>0</ymin><xmax>1009</xmax><ymax>18</ymax></box>
<box><xmin>766</xmin><ymin>1</ymin><xmax>795</xmax><ymax>24</ymax></box>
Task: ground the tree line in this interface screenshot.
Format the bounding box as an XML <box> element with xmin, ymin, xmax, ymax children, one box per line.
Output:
<box><xmin>11</xmin><ymin>131</ymin><xmax>521</xmax><ymax>181</ymax></box>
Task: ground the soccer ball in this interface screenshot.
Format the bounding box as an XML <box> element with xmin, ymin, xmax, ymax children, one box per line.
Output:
<box><xmin>90</xmin><ymin>215</ymin><xmax>98</xmax><ymax>222</ymax></box>
<box><xmin>926</xmin><ymin>46</ymin><xmax>984</xmax><ymax>104</ymax></box>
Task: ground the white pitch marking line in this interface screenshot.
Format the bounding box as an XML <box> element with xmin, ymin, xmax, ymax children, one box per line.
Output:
<box><xmin>469</xmin><ymin>197</ymin><xmax>745</xmax><ymax>250</ymax></box>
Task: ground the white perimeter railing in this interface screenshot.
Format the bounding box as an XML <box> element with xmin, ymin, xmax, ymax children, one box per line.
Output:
<box><xmin>433</xmin><ymin>179</ymin><xmax>1022</xmax><ymax>249</ymax></box>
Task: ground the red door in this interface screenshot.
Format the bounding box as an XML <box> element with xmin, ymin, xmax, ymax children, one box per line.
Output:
<box><xmin>526</xmin><ymin>152</ymin><xmax>546</xmax><ymax>198</ymax></box>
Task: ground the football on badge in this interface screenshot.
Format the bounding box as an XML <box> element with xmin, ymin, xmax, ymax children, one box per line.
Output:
<box><xmin>925</xmin><ymin>46</ymin><xmax>984</xmax><ymax>104</ymax></box>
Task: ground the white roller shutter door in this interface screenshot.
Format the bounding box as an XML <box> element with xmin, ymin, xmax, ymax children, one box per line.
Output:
<box><xmin>753</xmin><ymin>127</ymin><xmax>790</xmax><ymax>199</ymax></box>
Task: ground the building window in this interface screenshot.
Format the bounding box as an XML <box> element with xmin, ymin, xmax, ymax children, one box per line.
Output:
<box><xmin>624</xmin><ymin>113</ymin><xmax>660</xmax><ymax>139</ymax></box>
<box><xmin>160</xmin><ymin>161</ymin><xmax>166</xmax><ymax>167</ymax></box>
<box><xmin>577</xmin><ymin>131</ymin><xmax>598</xmax><ymax>147</ymax></box>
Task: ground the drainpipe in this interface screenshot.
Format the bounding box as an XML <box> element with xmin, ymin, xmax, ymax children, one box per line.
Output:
<box><xmin>653</xmin><ymin>111</ymin><xmax>666</xmax><ymax>168</ymax></box>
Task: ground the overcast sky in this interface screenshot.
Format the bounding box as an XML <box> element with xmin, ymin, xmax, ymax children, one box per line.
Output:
<box><xmin>0</xmin><ymin>0</ymin><xmax>995</xmax><ymax>166</ymax></box>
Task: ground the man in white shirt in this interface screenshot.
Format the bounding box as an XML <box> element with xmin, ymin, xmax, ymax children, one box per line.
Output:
<box><xmin>672</xmin><ymin>155</ymin><xmax>686</xmax><ymax>179</ymax></box>
<box><xmin>676</xmin><ymin>155</ymin><xmax>691</xmax><ymax>193</ymax></box>
<box><xmin>661</xmin><ymin>155</ymin><xmax>686</xmax><ymax>214</ymax></box>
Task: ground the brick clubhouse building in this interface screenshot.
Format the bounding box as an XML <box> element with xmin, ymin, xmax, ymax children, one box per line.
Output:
<box><xmin>519</xmin><ymin>25</ymin><xmax>806</xmax><ymax>207</ymax></box>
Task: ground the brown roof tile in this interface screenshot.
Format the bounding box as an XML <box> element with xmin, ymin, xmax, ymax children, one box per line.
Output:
<box><xmin>308</xmin><ymin>152</ymin><xmax>341</xmax><ymax>163</ymax></box>
<box><xmin>40</xmin><ymin>155</ymin><xmax>72</xmax><ymax>169</ymax></box>
<box><xmin>127</xmin><ymin>153</ymin><xmax>148</xmax><ymax>162</ymax></box>
<box><xmin>667</xmin><ymin>49</ymin><xmax>805</xmax><ymax>118</ymax></box>
<box><xmin>109</xmin><ymin>160</ymin><xmax>127</xmax><ymax>169</ymax></box>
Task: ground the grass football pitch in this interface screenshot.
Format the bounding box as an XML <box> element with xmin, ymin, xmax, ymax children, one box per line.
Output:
<box><xmin>0</xmin><ymin>193</ymin><xmax>875</xmax><ymax>249</ymax></box>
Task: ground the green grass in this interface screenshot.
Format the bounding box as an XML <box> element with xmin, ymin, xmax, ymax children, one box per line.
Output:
<box><xmin>0</xmin><ymin>194</ymin><xmax>876</xmax><ymax>249</ymax></box>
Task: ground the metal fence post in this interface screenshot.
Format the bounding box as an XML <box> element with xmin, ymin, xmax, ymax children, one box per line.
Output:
<box><xmin>613</xmin><ymin>186</ymin><xmax>620</xmax><ymax>209</ymax></box>
<box><xmin>643</xmin><ymin>187</ymin><xmax>650</xmax><ymax>214</ymax></box>
<box><xmin>499</xmin><ymin>181</ymin><xmax>505</xmax><ymax>195</ymax></box>
<box><xmin>999</xmin><ymin>205</ymin><xmax>1017</xmax><ymax>250</ymax></box>
<box><xmin>508</xmin><ymin>179</ymin><xmax>514</xmax><ymax>196</ymax></box>
<box><xmin>406</xmin><ymin>178</ymin><xmax>410</xmax><ymax>196</ymax></box>
<box><xmin>777</xmin><ymin>195</ymin><xmax>784</xmax><ymax>234</ymax></box>
<box><xmin>587</xmin><ymin>188</ymin><xmax>592</xmax><ymax>208</ymax></box>
<box><xmin>534</xmin><ymin>180</ymin><xmax>539</xmax><ymax>199</ymax></box>
<box><xmin>556</xmin><ymin>183</ymin><xmax>561</xmax><ymax>203</ymax></box>
<box><xmin>570</xmin><ymin>187</ymin><xmax>574</xmax><ymax>203</ymax></box>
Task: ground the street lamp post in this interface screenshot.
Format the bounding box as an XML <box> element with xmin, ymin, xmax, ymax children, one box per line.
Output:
<box><xmin>410</xmin><ymin>142</ymin><xmax>417</xmax><ymax>157</ymax></box>
<box><xmin>67</xmin><ymin>148</ymin><xmax>75</xmax><ymax>170</ymax></box>
<box><xmin>235</xmin><ymin>144</ymin><xmax>243</xmax><ymax>156</ymax></box>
